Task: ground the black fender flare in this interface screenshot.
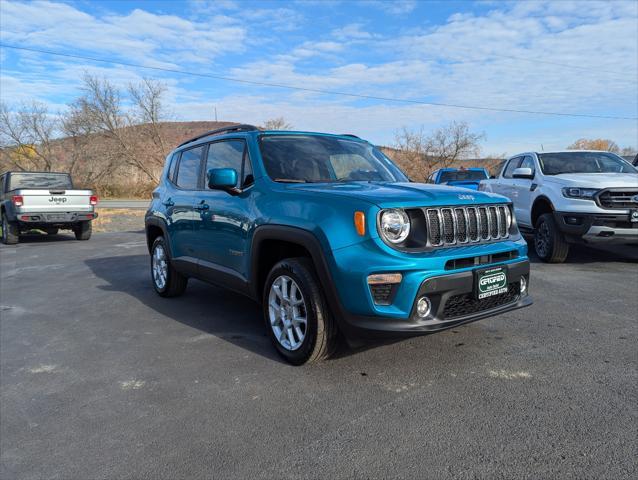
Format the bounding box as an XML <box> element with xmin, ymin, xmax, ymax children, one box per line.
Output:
<box><xmin>531</xmin><ymin>195</ymin><xmax>555</xmax><ymax>226</ymax></box>
<box><xmin>145</xmin><ymin>216</ymin><xmax>174</xmax><ymax>256</ymax></box>
<box><xmin>1</xmin><ymin>201</ymin><xmax>17</xmax><ymax>222</ymax></box>
<box><xmin>249</xmin><ymin>225</ymin><xmax>345</xmax><ymax>318</ymax></box>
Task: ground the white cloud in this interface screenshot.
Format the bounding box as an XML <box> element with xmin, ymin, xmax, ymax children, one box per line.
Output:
<box><xmin>0</xmin><ymin>0</ymin><xmax>247</xmax><ymax>66</ymax></box>
<box><xmin>238</xmin><ymin>7</ymin><xmax>305</xmax><ymax>32</ymax></box>
<box><xmin>363</xmin><ymin>0</ymin><xmax>417</xmax><ymax>15</ymax></box>
<box><xmin>0</xmin><ymin>0</ymin><xmax>636</xmax><ymax>154</ymax></box>
<box><xmin>331</xmin><ymin>23</ymin><xmax>374</xmax><ymax>41</ymax></box>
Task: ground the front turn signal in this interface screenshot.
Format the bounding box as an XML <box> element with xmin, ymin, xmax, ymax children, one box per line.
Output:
<box><xmin>354</xmin><ymin>211</ymin><xmax>365</xmax><ymax>236</ymax></box>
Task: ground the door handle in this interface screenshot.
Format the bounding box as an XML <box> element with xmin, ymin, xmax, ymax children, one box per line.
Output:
<box><xmin>162</xmin><ymin>198</ymin><xmax>175</xmax><ymax>207</ymax></box>
<box><xmin>195</xmin><ymin>202</ymin><xmax>210</xmax><ymax>211</ymax></box>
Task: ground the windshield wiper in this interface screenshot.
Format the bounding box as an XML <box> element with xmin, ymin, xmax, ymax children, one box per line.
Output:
<box><xmin>274</xmin><ymin>178</ymin><xmax>307</xmax><ymax>183</ymax></box>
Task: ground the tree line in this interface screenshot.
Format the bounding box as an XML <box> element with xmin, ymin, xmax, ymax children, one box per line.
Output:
<box><xmin>1</xmin><ymin>75</ymin><xmax>634</xmax><ymax>196</ymax></box>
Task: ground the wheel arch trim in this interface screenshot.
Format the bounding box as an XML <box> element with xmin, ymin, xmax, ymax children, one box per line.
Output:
<box><xmin>145</xmin><ymin>216</ymin><xmax>173</xmax><ymax>256</ymax></box>
<box><xmin>250</xmin><ymin>225</ymin><xmax>345</xmax><ymax>318</ymax></box>
<box><xmin>531</xmin><ymin>195</ymin><xmax>555</xmax><ymax>225</ymax></box>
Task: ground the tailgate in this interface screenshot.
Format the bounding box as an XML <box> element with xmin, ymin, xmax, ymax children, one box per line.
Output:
<box><xmin>17</xmin><ymin>189</ymin><xmax>94</xmax><ymax>213</ymax></box>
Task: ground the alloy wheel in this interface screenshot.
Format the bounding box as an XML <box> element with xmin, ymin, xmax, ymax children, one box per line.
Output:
<box><xmin>535</xmin><ymin>221</ymin><xmax>550</xmax><ymax>258</ymax></box>
<box><xmin>268</xmin><ymin>275</ymin><xmax>308</xmax><ymax>351</ymax></box>
<box><xmin>152</xmin><ymin>243</ymin><xmax>168</xmax><ymax>290</ymax></box>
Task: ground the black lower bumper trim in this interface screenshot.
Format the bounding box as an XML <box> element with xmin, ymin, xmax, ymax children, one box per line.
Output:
<box><xmin>339</xmin><ymin>260</ymin><xmax>531</xmax><ymax>339</ymax></box>
<box><xmin>17</xmin><ymin>211</ymin><xmax>97</xmax><ymax>225</ymax></box>
<box><xmin>553</xmin><ymin>211</ymin><xmax>637</xmax><ymax>237</ymax></box>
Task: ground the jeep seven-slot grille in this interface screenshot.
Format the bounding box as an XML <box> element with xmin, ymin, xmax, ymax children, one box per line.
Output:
<box><xmin>424</xmin><ymin>205</ymin><xmax>510</xmax><ymax>247</ymax></box>
<box><xmin>596</xmin><ymin>190</ymin><xmax>638</xmax><ymax>209</ymax></box>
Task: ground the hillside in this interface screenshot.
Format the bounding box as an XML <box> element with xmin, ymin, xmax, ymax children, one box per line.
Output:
<box><xmin>2</xmin><ymin>121</ymin><xmax>505</xmax><ymax>196</ymax></box>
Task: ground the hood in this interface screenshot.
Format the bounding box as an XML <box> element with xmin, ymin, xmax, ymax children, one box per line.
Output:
<box><xmin>283</xmin><ymin>181</ymin><xmax>507</xmax><ymax>208</ymax></box>
<box><xmin>544</xmin><ymin>173</ymin><xmax>638</xmax><ymax>188</ymax></box>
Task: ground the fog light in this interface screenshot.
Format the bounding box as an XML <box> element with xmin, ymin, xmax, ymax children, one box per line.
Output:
<box><xmin>416</xmin><ymin>296</ymin><xmax>432</xmax><ymax>318</ymax></box>
<box><xmin>520</xmin><ymin>276</ymin><xmax>528</xmax><ymax>295</ymax></box>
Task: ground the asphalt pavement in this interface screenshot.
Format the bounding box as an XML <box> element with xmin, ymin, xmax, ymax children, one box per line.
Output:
<box><xmin>1</xmin><ymin>232</ymin><xmax>636</xmax><ymax>479</ymax></box>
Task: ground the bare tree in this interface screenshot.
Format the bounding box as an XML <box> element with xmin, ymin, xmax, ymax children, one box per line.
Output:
<box><xmin>0</xmin><ymin>102</ymin><xmax>61</xmax><ymax>172</ymax></box>
<box><xmin>262</xmin><ymin>117</ymin><xmax>293</xmax><ymax>130</ymax></box>
<box><xmin>129</xmin><ymin>78</ymin><xmax>169</xmax><ymax>158</ymax></box>
<box><xmin>69</xmin><ymin>74</ymin><xmax>168</xmax><ymax>184</ymax></box>
<box><xmin>61</xmin><ymin>103</ymin><xmax>121</xmax><ymax>187</ymax></box>
<box><xmin>393</xmin><ymin>121</ymin><xmax>485</xmax><ymax>181</ymax></box>
<box><xmin>568</xmin><ymin>138</ymin><xmax>620</xmax><ymax>153</ymax></box>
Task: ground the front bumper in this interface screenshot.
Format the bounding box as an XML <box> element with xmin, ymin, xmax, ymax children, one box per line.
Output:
<box><xmin>16</xmin><ymin>211</ymin><xmax>97</xmax><ymax>225</ymax></box>
<box><xmin>553</xmin><ymin>211</ymin><xmax>638</xmax><ymax>244</ymax></box>
<box><xmin>338</xmin><ymin>259</ymin><xmax>531</xmax><ymax>339</ymax></box>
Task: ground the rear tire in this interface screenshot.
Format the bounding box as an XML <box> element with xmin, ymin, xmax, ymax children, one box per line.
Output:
<box><xmin>45</xmin><ymin>228</ymin><xmax>59</xmax><ymax>235</ymax></box>
<box><xmin>263</xmin><ymin>257</ymin><xmax>337</xmax><ymax>365</ymax></box>
<box><xmin>534</xmin><ymin>213</ymin><xmax>569</xmax><ymax>263</ymax></box>
<box><xmin>151</xmin><ymin>236</ymin><xmax>188</xmax><ymax>297</ymax></box>
<box><xmin>1</xmin><ymin>213</ymin><xmax>19</xmax><ymax>245</ymax></box>
<box><xmin>74</xmin><ymin>221</ymin><xmax>92</xmax><ymax>241</ymax></box>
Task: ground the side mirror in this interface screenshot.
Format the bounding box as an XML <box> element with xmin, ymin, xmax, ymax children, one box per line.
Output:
<box><xmin>208</xmin><ymin>168</ymin><xmax>238</xmax><ymax>190</ymax></box>
<box><xmin>512</xmin><ymin>167</ymin><xmax>534</xmax><ymax>179</ymax></box>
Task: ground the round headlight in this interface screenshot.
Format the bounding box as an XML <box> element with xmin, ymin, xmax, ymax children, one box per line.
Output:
<box><xmin>379</xmin><ymin>209</ymin><xmax>410</xmax><ymax>244</ymax></box>
<box><xmin>504</xmin><ymin>206</ymin><xmax>512</xmax><ymax>230</ymax></box>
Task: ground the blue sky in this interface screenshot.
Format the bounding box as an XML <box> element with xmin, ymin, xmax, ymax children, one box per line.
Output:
<box><xmin>1</xmin><ymin>0</ymin><xmax>637</xmax><ymax>155</ymax></box>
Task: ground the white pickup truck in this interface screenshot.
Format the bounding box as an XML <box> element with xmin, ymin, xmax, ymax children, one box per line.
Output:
<box><xmin>0</xmin><ymin>171</ymin><xmax>98</xmax><ymax>244</ymax></box>
<box><xmin>479</xmin><ymin>150</ymin><xmax>638</xmax><ymax>262</ymax></box>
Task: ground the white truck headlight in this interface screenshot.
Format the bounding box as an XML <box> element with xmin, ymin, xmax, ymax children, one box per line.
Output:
<box><xmin>379</xmin><ymin>209</ymin><xmax>410</xmax><ymax>244</ymax></box>
<box><xmin>562</xmin><ymin>187</ymin><xmax>598</xmax><ymax>199</ymax></box>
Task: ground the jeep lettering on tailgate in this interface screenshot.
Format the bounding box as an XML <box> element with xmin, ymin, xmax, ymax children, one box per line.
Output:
<box><xmin>48</xmin><ymin>196</ymin><xmax>67</xmax><ymax>203</ymax></box>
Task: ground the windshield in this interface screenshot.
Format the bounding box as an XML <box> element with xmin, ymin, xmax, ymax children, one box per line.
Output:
<box><xmin>259</xmin><ymin>135</ymin><xmax>408</xmax><ymax>183</ymax></box>
<box><xmin>8</xmin><ymin>172</ymin><xmax>73</xmax><ymax>191</ymax></box>
<box><xmin>439</xmin><ymin>170</ymin><xmax>488</xmax><ymax>183</ymax></box>
<box><xmin>538</xmin><ymin>152</ymin><xmax>637</xmax><ymax>175</ymax></box>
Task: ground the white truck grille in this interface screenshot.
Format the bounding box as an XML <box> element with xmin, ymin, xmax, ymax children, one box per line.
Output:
<box><xmin>423</xmin><ymin>205</ymin><xmax>511</xmax><ymax>246</ymax></box>
<box><xmin>596</xmin><ymin>189</ymin><xmax>638</xmax><ymax>209</ymax></box>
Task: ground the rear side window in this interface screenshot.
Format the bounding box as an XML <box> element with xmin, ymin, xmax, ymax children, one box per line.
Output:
<box><xmin>503</xmin><ymin>157</ymin><xmax>522</xmax><ymax>178</ymax></box>
<box><xmin>167</xmin><ymin>153</ymin><xmax>179</xmax><ymax>183</ymax></box>
<box><xmin>206</xmin><ymin>140</ymin><xmax>253</xmax><ymax>188</ymax></box>
<box><xmin>175</xmin><ymin>146</ymin><xmax>203</xmax><ymax>190</ymax></box>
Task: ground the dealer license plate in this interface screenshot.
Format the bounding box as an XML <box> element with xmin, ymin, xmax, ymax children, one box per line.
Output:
<box><xmin>476</xmin><ymin>266</ymin><xmax>508</xmax><ymax>300</ymax></box>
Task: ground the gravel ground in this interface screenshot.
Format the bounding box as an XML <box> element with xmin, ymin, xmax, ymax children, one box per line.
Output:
<box><xmin>0</xmin><ymin>230</ymin><xmax>636</xmax><ymax>479</ymax></box>
<box><xmin>93</xmin><ymin>208</ymin><xmax>145</xmax><ymax>233</ymax></box>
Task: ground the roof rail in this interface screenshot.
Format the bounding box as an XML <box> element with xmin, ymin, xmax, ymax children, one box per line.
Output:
<box><xmin>178</xmin><ymin>124</ymin><xmax>259</xmax><ymax>147</ymax></box>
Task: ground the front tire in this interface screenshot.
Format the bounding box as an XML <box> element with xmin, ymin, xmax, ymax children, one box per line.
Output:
<box><xmin>74</xmin><ymin>221</ymin><xmax>92</xmax><ymax>240</ymax></box>
<box><xmin>534</xmin><ymin>213</ymin><xmax>569</xmax><ymax>263</ymax></box>
<box><xmin>263</xmin><ymin>258</ymin><xmax>337</xmax><ymax>365</ymax></box>
<box><xmin>1</xmin><ymin>213</ymin><xmax>19</xmax><ymax>245</ymax></box>
<box><xmin>151</xmin><ymin>236</ymin><xmax>187</xmax><ymax>297</ymax></box>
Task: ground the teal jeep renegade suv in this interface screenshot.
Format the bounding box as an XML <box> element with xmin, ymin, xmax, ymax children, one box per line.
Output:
<box><xmin>145</xmin><ymin>125</ymin><xmax>531</xmax><ymax>364</ymax></box>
